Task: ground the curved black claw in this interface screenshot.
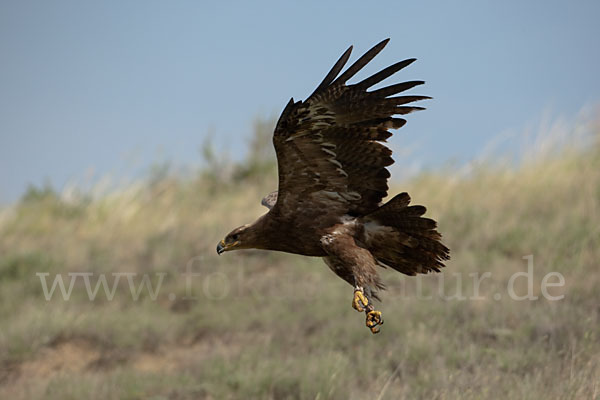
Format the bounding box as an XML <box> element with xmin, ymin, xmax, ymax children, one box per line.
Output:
<box><xmin>366</xmin><ymin>310</ymin><xmax>384</xmax><ymax>334</ymax></box>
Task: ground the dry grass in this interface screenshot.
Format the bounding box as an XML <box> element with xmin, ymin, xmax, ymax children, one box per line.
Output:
<box><xmin>0</xmin><ymin>118</ymin><xmax>599</xmax><ymax>399</ymax></box>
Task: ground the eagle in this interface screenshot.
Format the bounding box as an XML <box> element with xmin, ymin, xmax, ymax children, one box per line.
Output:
<box><xmin>217</xmin><ymin>39</ymin><xmax>449</xmax><ymax>334</ymax></box>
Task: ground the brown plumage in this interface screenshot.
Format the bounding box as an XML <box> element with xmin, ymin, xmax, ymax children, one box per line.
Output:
<box><xmin>217</xmin><ymin>39</ymin><xmax>449</xmax><ymax>332</ymax></box>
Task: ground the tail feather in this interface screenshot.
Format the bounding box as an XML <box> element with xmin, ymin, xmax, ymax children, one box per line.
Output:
<box><xmin>362</xmin><ymin>192</ymin><xmax>450</xmax><ymax>276</ymax></box>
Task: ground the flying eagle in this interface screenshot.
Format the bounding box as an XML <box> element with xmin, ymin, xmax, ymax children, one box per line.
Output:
<box><xmin>217</xmin><ymin>39</ymin><xmax>449</xmax><ymax>334</ymax></box>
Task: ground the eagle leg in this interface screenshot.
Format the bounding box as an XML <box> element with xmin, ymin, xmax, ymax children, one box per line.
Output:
<box><xmin>352</xmin><ymin>286</ymin><xmax>370</xmax><ymax>312</ymax></box>
<box><xmin>352</xmin><ymin>286</ymin><xmax>384</xmax><ymax>334</ymax></box>
<box><xmin>321</xmin><ymin>235</ymin><xmax>385</xmax><ymax>334</ymax></box>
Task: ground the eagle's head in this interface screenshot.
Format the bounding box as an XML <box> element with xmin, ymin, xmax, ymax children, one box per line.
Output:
<box><xmin>216</xmin><ymin>225</ymin><xmax>251</xmax><ymax>255</ymax></box>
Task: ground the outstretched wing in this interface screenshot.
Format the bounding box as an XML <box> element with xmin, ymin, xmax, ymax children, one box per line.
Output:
<box><xmin>270</xmin><ymin>39</ymin><xmax>429</xmax><ymax>226</ymax></box>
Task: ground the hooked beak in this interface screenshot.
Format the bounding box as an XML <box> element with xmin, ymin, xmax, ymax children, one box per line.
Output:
<box><xmin>216</xmin><ymin>240</ymin><xmax>226</xmax><ymax>255</ymax></box>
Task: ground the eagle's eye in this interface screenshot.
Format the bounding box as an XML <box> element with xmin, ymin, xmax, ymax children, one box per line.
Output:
<box><xmin>230</xmin><ymin>234</ymin><xmax>239</xmax><ymax>242</ymax></box>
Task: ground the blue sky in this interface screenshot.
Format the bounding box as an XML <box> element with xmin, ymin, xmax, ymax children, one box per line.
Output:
<box><xmin>1</xmin><ymin>0</ymin><xmax>599</xmax><ymax>203</ymax></box>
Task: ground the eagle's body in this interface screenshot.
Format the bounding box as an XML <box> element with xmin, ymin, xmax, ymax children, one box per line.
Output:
<box><xmin>218</xmin><ymin>39</ymin><xmax>449</xmax><ymax>333</ymax></box>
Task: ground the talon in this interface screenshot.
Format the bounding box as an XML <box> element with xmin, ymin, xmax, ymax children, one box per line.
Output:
<box><xmin>352</xmin><ymin>288</ymin><xmax>369</xmax><ymax>312</ymax></box>
<box><xmin>366</xmin><ymin>310</ymin><xmax>384</xmax><ymax>334</ymax></box>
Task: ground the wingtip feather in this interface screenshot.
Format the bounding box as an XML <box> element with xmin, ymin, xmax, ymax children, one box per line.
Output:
<box><xmin>357</xmin><ymin>58</ymin><xmax>419</xmax><ymax>90</ymax></box>
<box><xmin>308</xmin><ymin>45</ymin><xmax>353</xmax><ymax>98</ymax></box>
<box><xmin>333</xmin><ymin>39</ymin><xmax>391</xmax><ymax>85</ymax></box>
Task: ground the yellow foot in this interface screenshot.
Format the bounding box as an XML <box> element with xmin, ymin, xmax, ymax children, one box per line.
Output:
<box><xmin>352</xmin><ymin>288</ymin><xmax>369</xmax><ymax>312</ymax></box>
<box><xmin>366</xmin><ymin>310</ymin><xmax>384</xmax><ymax>334</ymax></box>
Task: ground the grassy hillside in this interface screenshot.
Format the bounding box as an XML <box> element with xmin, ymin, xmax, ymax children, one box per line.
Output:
<box><xmin>0</xmin><ymin>123</ymin><xmax>599</xmax><ymax>399</ymax></box>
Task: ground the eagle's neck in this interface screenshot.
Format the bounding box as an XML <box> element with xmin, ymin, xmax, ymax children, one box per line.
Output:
<box><xmin>243</xmin><ymin>213</ymin><xmax>274</xmax><ymax>250</ymax></box>
<box><xmin>245</xmin><ymin>213</ymin><xmax>293</xmax><ymax>252</ymax></box>
<box><xmin>245</xmin><ymin>212</ymin><xmax>326</xmax><ymax>256</ymax></box>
